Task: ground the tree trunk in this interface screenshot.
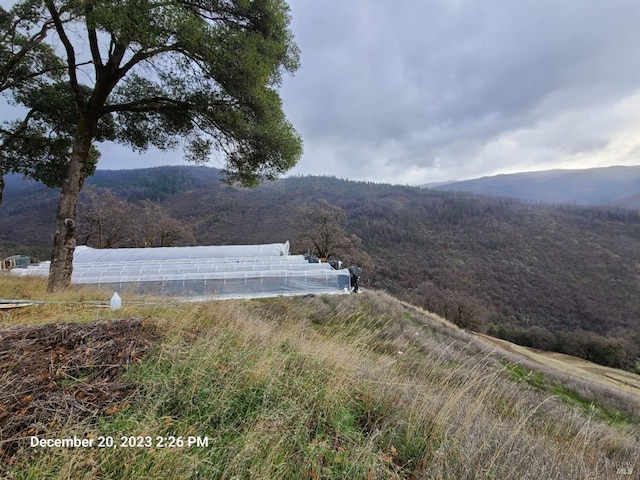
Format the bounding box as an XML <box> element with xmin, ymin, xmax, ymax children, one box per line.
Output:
<box><xmin>0</xmin><ymin>153</ymin><xmax>4</xmax><ymax>205</ymax></box>
<box><xmin>47</xmin><ymin>122</ymin><xmax>93</xmax><ymax>292</ymax></box>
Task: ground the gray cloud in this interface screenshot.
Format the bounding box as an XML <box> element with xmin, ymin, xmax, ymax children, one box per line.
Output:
<box><xmin>282</xmin><ymin>0</ymin><xmax>640</xmax><ymax>182</ymax></box>
<box><xmin>3</xmin><ymin>0</ymin><xmax>640</xmax><ymax>183</ymax></box>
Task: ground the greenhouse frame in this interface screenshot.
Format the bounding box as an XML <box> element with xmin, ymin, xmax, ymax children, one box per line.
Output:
<box><xmin>12</xmin><ymin>242</ymin><xmax>353</xmax><ymax>299</ymax></box>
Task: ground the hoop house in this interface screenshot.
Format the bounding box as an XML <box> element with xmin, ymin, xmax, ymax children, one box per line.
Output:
<box><xmin>13</xmin><ymin>242</ymin><xmax>352</xmax><ymax>299</ymax></box>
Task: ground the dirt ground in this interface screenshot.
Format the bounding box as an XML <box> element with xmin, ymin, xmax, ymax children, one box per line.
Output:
<box><xmin>475</xmin><ymin>333</ymin><xmax>640</xmax><ymax>399</ymax></box>
<box><xmin>0</xmin><ymin>318</ymin><xmax>158</xmax><ymax>462</ymax></box>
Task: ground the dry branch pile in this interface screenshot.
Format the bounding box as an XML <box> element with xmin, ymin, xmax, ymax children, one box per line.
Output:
<box><xmin>0</xmin><ymin>318</ymin><xmax>158</xmax><ymax>460</ymax></box>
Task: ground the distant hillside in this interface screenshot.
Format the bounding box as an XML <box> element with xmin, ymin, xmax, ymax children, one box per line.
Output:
<box><xmin>431</xmin><ymin>165</ymin><xmax>640</xmax><ymax>206</ymax></box>
<box><xmin>1</xmin><ymin>166</ymin><xmax>640</xmax><ymax>372</ymax></box>
<box><xmin>612</xmin><ymin>191</ymin><xmax>640</xmax><ymax>208</ymax></box>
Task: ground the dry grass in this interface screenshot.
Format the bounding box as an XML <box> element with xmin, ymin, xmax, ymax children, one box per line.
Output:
<box><xmin>1</xmin><ymin>277</ymin><xmax>639</xmax><ymax>479</ymax></box>
<box><xmin>0</xmin><ymin>274</ymin><xmax>174</xmax><ymax>328</ymax></box>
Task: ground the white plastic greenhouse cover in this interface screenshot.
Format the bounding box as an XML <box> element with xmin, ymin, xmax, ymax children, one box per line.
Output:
<box><xmin>13</xmin><ymin>242</ymin><xmax>352</xmax><ymax>299</ymax></box>
<box><xmin>73</xmin><ymin>242</ymin><xmax>290</xmax><ymax>262</ymax></box>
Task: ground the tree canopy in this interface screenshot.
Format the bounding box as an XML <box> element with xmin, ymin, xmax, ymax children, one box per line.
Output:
<box><xmin>0</xmin><ymin>1</ymin><xmax>69</xmax><ymax>202</ymax></box>
<box><xmin>0</xmin><ymin>0</ymin><xmax>303</xmax><ymax>290</ymax></box>
<box><xmin>0</xmin><ymin>1</ymin><xmax>62</xmax><ymax>93</ymax></box>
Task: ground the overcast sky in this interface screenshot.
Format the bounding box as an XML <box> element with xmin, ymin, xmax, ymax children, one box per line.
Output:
<box><xmin>3</xmin><ymin>0</ymin><xmax>640</xmax><ymax>184</ymax></box>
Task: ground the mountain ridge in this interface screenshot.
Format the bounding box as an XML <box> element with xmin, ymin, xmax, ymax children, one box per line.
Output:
<box><xmin>429</xmin><ymin>165</ymin><xmax>640</xmax><ymax>206</ymax></box>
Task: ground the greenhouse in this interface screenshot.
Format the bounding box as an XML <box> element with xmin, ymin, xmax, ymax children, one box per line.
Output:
<box><xmin>12</xmin><ymin>242</ymin><xmax>353</xmax><ymax>299</ymax></box>
<box><xmin>72</xmin><ymin>242</ymin><xmax>292</xmax><ymax>262</ymax></box>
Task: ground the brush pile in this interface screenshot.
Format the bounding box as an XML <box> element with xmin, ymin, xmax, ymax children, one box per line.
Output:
<box><xmin>0</xmin><ymin>318</ymin><xmax>158</xmax><ymax>460</ymax></box>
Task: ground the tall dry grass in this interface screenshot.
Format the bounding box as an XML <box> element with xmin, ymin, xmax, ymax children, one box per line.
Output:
<box><xmin>1</xmin><ymin>278</ymin><xmax>639</xmax><ymax>479</ymax></box>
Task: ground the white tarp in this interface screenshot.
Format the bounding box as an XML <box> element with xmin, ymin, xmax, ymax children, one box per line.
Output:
<box><xmin>13</xmin><ymin>242</ymin><xmax>352</xmax><ymax>299</ymax></box>
<box><xmin>73</xmin><ymin>242</ymin><xmax>290</xmax><ymax>262</ymax></box>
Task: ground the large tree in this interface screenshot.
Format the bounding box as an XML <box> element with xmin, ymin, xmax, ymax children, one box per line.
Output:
<box><xmin>4</xmin><ymin>0</ymin><xmax>302</xmax><ymax>291</ymax></box>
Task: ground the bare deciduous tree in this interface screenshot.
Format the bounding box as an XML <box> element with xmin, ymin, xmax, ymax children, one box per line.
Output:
<box><xmin>293</xmin><ymin>198</ymin><xmax>373</xmax><ymax>271</ymax></box>
<box><xmin>77</xmin><ymin>186</ymin><xmax>130</xmax><ymax>248</ymax></box>
<box><xmin>130</xmin><ymin>199</ymin><xmax>196</xmax><ymax>248</ymax></box>
<box><xmin>78</xmin><ymin>188</ymin><xmax>195</xmax><ymax>248</ymax></box>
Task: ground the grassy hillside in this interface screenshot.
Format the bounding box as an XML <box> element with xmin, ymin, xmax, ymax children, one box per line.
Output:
<box><xmin>1</xmin><ymin>167</ymin><xmax>640</xmax><ymax>372</ymax></box>
<box><xmin>1</xmin><ymin>277</ymin><xmax>639</xmax><ymax>478</ymax></box>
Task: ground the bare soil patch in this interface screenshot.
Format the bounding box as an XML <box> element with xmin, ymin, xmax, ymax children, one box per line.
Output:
<box><xmin>0</xmin><ymin>318</ymin><xmax>158</xmax><ymax>462</ymax></box>
<box><xmin>476</xmin><ymin>333</ymin><xmax>640</xmax><ymax>398</ymax></box>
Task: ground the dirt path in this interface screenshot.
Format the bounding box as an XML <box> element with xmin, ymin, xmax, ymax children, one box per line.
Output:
<box><xmin>401</xmin><ymin>301</ymin><xmax>640</xmax><ymax>400</ymax></box>
<box><xmin>475</xmin><ymin>333</ymin><xmax>640</xmax><ymax>399</ymax></box>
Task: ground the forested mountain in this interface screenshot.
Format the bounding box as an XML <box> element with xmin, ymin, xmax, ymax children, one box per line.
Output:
<box><xmin>1</xmin><ymin>166</ymin><xmax>640</xmax><ymax>371</ymax></box>
<box><xmin>432</xmin><ymin>165</ymin><xmax>640</xmax><ymax>207</ymax></box>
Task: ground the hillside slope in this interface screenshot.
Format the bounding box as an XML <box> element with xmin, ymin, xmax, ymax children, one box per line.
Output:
<box><xmin>1</xmin><ymin>167</ymin><xmax>639</xmax><ymax>372</ymax></box>
<box><xmin>433</xmin><ymin>165</ymin><xmax>640</xmax><ymax>206</ymax></box>
<box><xmin>1</xmin><ymin>277</ymin><xmax>639</xmax><ymax>479</ymax></box>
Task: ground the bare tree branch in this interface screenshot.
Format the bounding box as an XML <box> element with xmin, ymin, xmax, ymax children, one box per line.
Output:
<box><xmin>118</xmin><ymin>44</ymin><xmax>180</xmax><ymax>76</ymax></box>
<box><xmin>102</xmin><ymin>97</ymin><xmax>193</xmax><ymax>114</ymax></box>
<box><xmin>45</xmin><ymin>0</ymin><xmax>83</xmax><ymax>107</ymax></box>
